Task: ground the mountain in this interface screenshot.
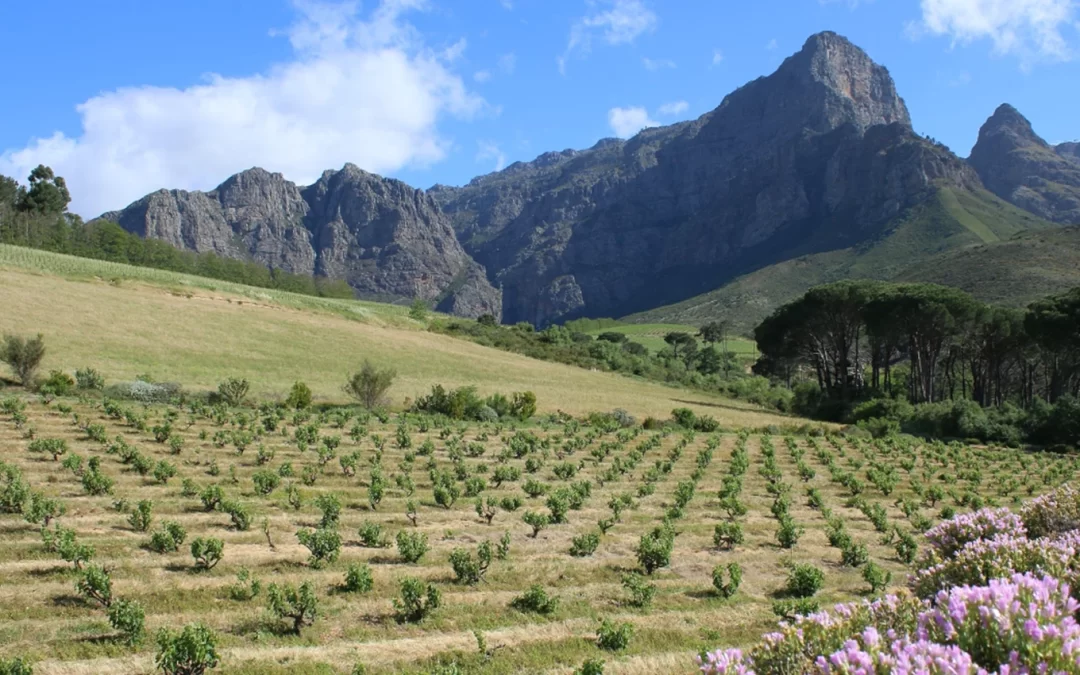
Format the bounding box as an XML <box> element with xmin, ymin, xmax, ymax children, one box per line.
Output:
<box><xmin>968</xmin><ymin>104</ymin><xmax>1080</xmax><ymax>225</ymax></box>
<box><xmin>624</xmin><ymin>187</ymin><xmax>1054</xmax><ymax>333</ymax></box>
<box><xmin>101</xmin><ymin>165</ymin><xmax>501</xmax><ymax>318</ymax></box>
<box><xmin>433</xmin><ymin>31</ymin><xmax>985</xmax><ymax>326</ymax></box>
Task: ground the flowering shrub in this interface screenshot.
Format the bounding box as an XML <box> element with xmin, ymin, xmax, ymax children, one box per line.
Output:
<box><xmin>697</xmin><ymin>485</ymin><xmax>1080</xmax><ymax>675</ymax></box>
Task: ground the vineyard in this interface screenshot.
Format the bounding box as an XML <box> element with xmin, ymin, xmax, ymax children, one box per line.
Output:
<box><xmin>0</xmin><ymin>393</ymin><xmax>1075</xmax><ymax>674</ymax></box>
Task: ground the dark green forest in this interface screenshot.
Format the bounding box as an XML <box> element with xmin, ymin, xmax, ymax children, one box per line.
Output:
<box><xmin>754</xmin><ymin>280</ymin><xmax>1080</xmax><ymax>446</ymax></box>
<box><xmin>0</xmin><ymin>166</ymin><xmax>354</xmax><ymax>299</ymax></box>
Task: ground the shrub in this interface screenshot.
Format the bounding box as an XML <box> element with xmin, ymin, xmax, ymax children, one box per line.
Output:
<box><xmin>0</xmin><ymin>656</ymin><xmax>33</xmax><ymax>675</ymax></box>
<box><xmin>574</xmin><ymin>659</ymin><xmax>605</xmax><ymax>675</ymax></box>
<box><xmin>190</xmin><ymin>537</ymin><xmax>224</xmax><ymax>570</ymax></box>
<box><xmin>712</xmin><ymin>562</ymin><xmax>742</xmax><ymax>599</ymax></box>
<box><xmin>393</xmin><ymin>577</ymin><xmax>441</xmax><ymax>623</ymax></box>
<box><xmin>75</xmin><ymin>367</ymin><xmax>105</xmax><ymax>391</ymax></box>
<box><xmin>357</xmin><ymin>521</ymin><xmax>390</xmax><ymax>548</ymax></box>
<box><xmin>108</xmin><ymin>598</ymin><xmax>146</xmax><ymax>645</ymax></box>
<box><xmin>343</xmin><ymin>563</ymin><xmax>374</xmax><ymax>594</ymax></box>
<box><xmin>314</xmin><ymin>493</ymin><xmax>341</xmax><ymax>528</ymax></box>
<box><xmin>28</xmin><ymin>437</ymin><xmax>67</xmax><ymax>461</ymax></box>
<box><xmin>227</xmin><ymin>568</ymin><xmax>261</xmax><ymax>601</ymax></box>
<box><xmin>449</xmin><ymin>542</ymin><xmax>493</xmax><ymax>585</ymax></box>
<box><xmin>344</xmin><ymin>361</ymin><xmax>396</xmax><ymax>409</ymax></box>
<box><xmin>42</xmin><ymin>523</ymin><xmax>93</xmax><ymax>569</ymax></box>
<box><xmin>595</xmin><ymin>619</ymin><xmax>633</xmax><ymax>652</ymax></box>
<box><xmin>770</xmin><ymin>597</ymin><xmax>821</xmax><ymax>621</ymax></box>
<box><xmin>636</xmin><ymin>523</ymin><xmax>676</xmax><ymax>575</ymax></box>
<box><xmin>252</xmin><ymin>469</ymin><xmax>281</xmax><ymax>496</ymax></box>
<box><xmin>154</xmin><ymin>622</ymin><xmax>220</xmax><ymax>675</ymax></box>
<box><xmin>200</xmin><ymin>485</ymin><xmax>224</xmax><ymax>512</ymax></box>
<box><xmin>775</xmin><ymin>515</ymin><xmax>804</xmax><ymax>549</ymax></box>
<box><xmin>861</xmin><ymin>560</ymin><xmax>892</xmax><ymax>594</ymax></box>
<box><xmin>40</xmin><ymin>370</ymin><xmax>75</xmax><ymax>396</ymax></box>
<box><xmin>785</xmin><ymin>563</ymin><xmax>824</xmax><ymax>598</ymax></box>
<box><xmin>621</xmin><ymin>573</ymin><xmax>656</xmax><ymax>608</ymax></box>
<box><xmin>396</xmin><ymin>530</ymin><xmax>429</xmax><ymax>563</ymax></box>
<box><xmin>149</xmin><ymin>521</ymin><xmax>187</xmax><ymax>554</ymax></box>
<box><xmin>128</xmin><ymin>500</ymin><xmax>153</xmax><ymax>532</ymax></box>
<box><xmin>284</xmin><ymin>381</ymin><xmax>312</xmax><ymax>410</ymax></box>
<box><xmin>510</xmin><ymin>585</ymin><xmax>559</xmax><ymax>614</ymax></box>
<box><xmin>0</xmin><ymin>333</ymin><xmax>46</xmax><ymax>386</ymax></box>
<box><xmin>713</xmin><ymin>521</ymin><xmax>744</xmax><ymax>550</ymax></box>
<box><xmin>840</xmin><ymin>541</ymin><xmax>870</xmax><ymax>567</ymax></box>
<box><xmin>221</xmin><ymin>500</ymin><xmax>252</xmax><ymax>531</ymax></box>
<box><xmin>569</xmin><ymin>531</ymin><xmax>601</xmax><ymax>557</ymax></box>
<box><xmin>267</xmin><ymin>580</ymin><xmax>318</xmax><ymax>634</ymax></box>
<box><xmin>216</xmin><ymin>378</ymin><xmax>249</xmax><ymax>407</ymax></box>
<box><xmin>76</xmin><ymin>564</ymin><xmax>113</xmax><ymax>608</ymax></box>
<box><xmin>23</xmin><ymin>491</ymin><xmax>64</xmax><ymax>527</ymax></box>
<box><xmin>296</xmin><ymin>527</ymin><xmax>341</xmax><ymax>568</ymax></box>
<box><xmin>522</xmin><ymin>510</ymin><xmax>549</xmax><ymax>538</ymax></box>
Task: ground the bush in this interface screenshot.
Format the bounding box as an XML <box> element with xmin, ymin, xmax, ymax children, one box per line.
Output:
<box><xmin>636</xmin><ymin>523</ymin><xmax>675</xmax><ymax>574</ymax></box>
<box><xmin>712</xmin><ymin>562</ymin><xmax>742</xmax><ymax>599</ymax></box>
<box><xmin>784</xmin><ymin>563</ymin><xmax>824</xmax><ymax>598</ymax></box>
<box><xmin>343</xmin><ymin>563</ymin><xmax>374</xmax><ymax>594</ymax></box>
<box><xmin>0</xmin><ymin>656</ymin><xmax>33</xmax><ymax>675</ymax></box>
<box><xmin>108</xmin><ymin>598</ymin><xmax>146</xmax><ymax>645</ymax></box>
<box><xmin>861</xmin><ymin>560</ymin><xmax>892</xmax><ymax>594</ymax></box>
<box><xmin>149</xmin><ymin>521</ymin><xmax>186</xmax><ymax>554</ymax></box>
<box><xmin>569</xmin><ymin>531</ymin><xmax>601</xmax><ymax>557</ymax></box>
<box><xmin>154</xmin><ymin>622</ymin><xmax>220</xmax><ymax>675</ymax></box>
<box><xmin>40</xmin><ymin>370</ymin><xmax>75</xmax><ymax>396</ymax></box>
<box><xmin>448</xmin><ymin>542</ymin><xmax>493</xmax><ymax>585</ymax></box>
<box><xmin>216</xmin><ymin>378</ymin><xmax>249</xmax><ymax>407</ymax></box>
<box><xmin>595</xmin><ymin>619</ymin><xmax>633</xmax><ymax>652</ymax></box>
<box><xmin>190</xmin><ymin>537</ymin><xmax>224</xmax><ymax>570</ymax></box>
<box><xmin>227</xmin><ymin>568</ymin><xmax>261</xmax><ymax>601</ymax></box>
<box><xmin>344</xmin><ymin>361</ymin><xmax>396</xmax><ymax>409</ymax></box>
<box><xmin>840</xmin><ymin>541</ymin><xmax>869</xmax><ymax>567</ymax></box>
<box><xmin>284</xmin><ymin>381</ymin><xmax>312</xmax><ymax>410</ymax></box>
<box><xmin>128</xmin><ymin>499</ymin><xmax>153</xmax><ymax>532</ymax></box>
<box><xmin>357</xmin><ymin>521</ymin><xmax>390</xmax><ymax>548</ymax></box>
<box><xmin>621</xmin><ymin>573</ymin><xmax>656</xmax><ymax>608</ymax></box>
<box><xmin>713</xmin><ymin>521</ymin><xmax>744</xmax><ymax>550</ymax></box>
<box><xmin>296</xmin><ymin>527</ymin><xmax>341</xmax><ymax>568</ymax></box>
<box><xmin>396</xmin><ymin>530</ymin><xmax>429</xmax><ymax>563</ymax></box>
<box><xmin>522</xmin><ymin>510</ymin><xmax>549</xmax><ymax>538</ymax></box>
<box><xmin>102</xmin><ymin>380</ymin><xmax>183</xmax><ymax>404</ymax></box>
<box><xmin>510</xmin><ymin>584</ymin><xmax>559</xmax><ymax>614</ymax></box>
<box><xmin>267</xmin><ymin>580</ymin><xmax>318</xmax><ymax>634</ymax></box>
<box><xmin>0</xmin><ymin>333</ymin><xmax>46</xmax><ymax>386</ymax></box>
<box><xmin>75</xmin><ymin>367</ymin><xmax>105</xmax><ymax>391</ymax></box>
<box><xmin>393</xmin><ymin>577</ymin><xmax>440</xmax><ymax>623</ymax></box>
<box><xmin>574</xmin><ymin>659</ymin><xmax>605</xmax><ymax>675</ymax></box>
<box><xmin>776</xmin><ymin>515</ymin><xmax>804</xmax><ymax>549</ymax></box>
<box><xmin>76</xmin><ymin>564</ymin><xmax>113</xmax><ymax>608</ymax></box>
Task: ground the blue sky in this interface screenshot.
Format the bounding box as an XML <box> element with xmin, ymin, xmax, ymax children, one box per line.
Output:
<box><xmin>1</xmin><ymin>0</ymin><xmax>1078</xmax><ymax>217</ymax></box>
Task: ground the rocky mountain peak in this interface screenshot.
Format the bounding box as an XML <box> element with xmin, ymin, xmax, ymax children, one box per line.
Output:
<box><xmin>977</xmin><ymin>104</ymin><xmax>1044</xmax><ymax>147</ymax></box>
<box><xmin>1056</xmin><ymin>142</ymin><xmax>1080</xmax><ymax>164</ymax></box>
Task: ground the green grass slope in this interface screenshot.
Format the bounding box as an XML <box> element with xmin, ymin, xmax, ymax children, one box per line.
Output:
<box><xmin>0</xmin><ymin>245</ymin><xmax>794</xmax><ymax>425</ymax></box>
<box><xmin>626</xmin><ymin>187</ymin><xmax>1055</xmax><ymax>334</ymax></box>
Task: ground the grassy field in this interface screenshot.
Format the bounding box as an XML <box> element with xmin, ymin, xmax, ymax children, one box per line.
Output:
<box><xmin>0</xmin><ymin>246</ymin><xmax>788</xmax><ymax>425</ymax></box>
<box><xmin>583</xmin><ymin>325</ymin><xmax>756</xmax><ymax>358</ymax></box>
<box><xmin>1</xmin><ymin>396</ymin><xmax>1072</xmax><ymax>674</ymax></box>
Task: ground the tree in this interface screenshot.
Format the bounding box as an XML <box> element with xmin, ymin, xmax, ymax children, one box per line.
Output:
<box><xmin>596</xmin><ymin>331</ymin><xmax>628</xmax><ymax>344</ymax></box>
<box><xmin>19</xmin><ymin>165</ymin><xmax>70</xmax><ymax>215</ymax></box>
<box><xmin>663</xmin><ymin>332</ymin><xmax>697</xmax><ymax>360</ymax></box>
<box><xmin>409</xmin><ymin>298</ymin><xmax>429</xmax><ymax>321</ymax></box>
<box><xmin>393</xmin><ymin>577</ymin><xmax>441</xmax><ymax>623</ymax></box>
<box><xmin>267</xmin><ymin>580</ymin><xmax>318</xmax><ymax>634</ymax></box>
<box><xmin>1</xmin><ymin>334</ymin><xmax>46</xmax><ymax>386</ymax></box>
<box><xmin>155</xmin><ymin>622</ymin><xmax>220</xmax><ymax>675</ymax></box>
<box><xmin>284</xmin><ymin>381</ymin><xmax>312</xmax><ymax>409</ymax></box>
<box><xmin>698</xmin><ymin>320</ymin><xmax>729</xmax><ymax>345</ymax></box>
<box><xmin>216</xmin><ymin>378</ymin><xmax>249</xmax><ymax>407</ymax></box>
<box><xmin>344</xmin><ymin>361</ymin><xmax>396</xmax><ymax>409</ymax></box>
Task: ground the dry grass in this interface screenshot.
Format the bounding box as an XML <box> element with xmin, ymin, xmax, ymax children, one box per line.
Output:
<box><xmin>0</xmin><ymin>266</ymin><xmax>791</xmax><ymax>424</ymax></box>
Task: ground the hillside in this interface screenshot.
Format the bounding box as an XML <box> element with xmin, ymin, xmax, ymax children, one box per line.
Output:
<box><xmin>625</xmin><ymin>187</ymin><xmax>1054</xmax><ymax>333</ymax></box>
<box><xmin>0</xmin><ymin>245</ymin><xmax>790</xmax><ymax>425</ymax></box>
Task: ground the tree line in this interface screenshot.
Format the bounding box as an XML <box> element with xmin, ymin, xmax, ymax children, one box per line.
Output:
<box><xmin>0</xmin><ymin>166</ymin><xmax>354</xmax><ymax>299</ymax></box>
<box><xmin>753</xmin><ymin>280</ymin><xmax>1080</xmax><ymax>444</ymax></box>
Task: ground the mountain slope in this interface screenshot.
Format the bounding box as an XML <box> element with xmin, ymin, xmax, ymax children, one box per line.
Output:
<box><xmin>101</xmin><ymin>165</ymin><xmax>501</xmax><ymax>318</ymax></box>
<box><xmin>969</xmin><ymin>104</ymin><xmax>1080</xmax><ymax>225</ymax></box>
<box><xmin>625</xmin><ymin>187</ymin><xmax>1055</xmax><ymax>333</ymax></box>
<box><xmin>434</xmin><ymin>31</ymin><xmax>984</xmax><ymax>326</ymax></box>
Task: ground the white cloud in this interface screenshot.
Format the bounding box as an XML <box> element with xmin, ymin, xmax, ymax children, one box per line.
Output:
<box><xmin>657</xmin><ymin>100</ymin><xmax>689</xmax><ymax>116</ymax></box>
<box><xmin>474</xmin><ymin>70</ymin><xmax>492</xmax><ymax>82</ymax></box>
<box><xmin>0</xmin><ymin>0</ymin><xmax>485</xmax><ymax>217</ymax></box>
<box><xmin>711</xmin><ymin>48</ymin><xmax>724</xmax><ymax>66</ymax></box>
<box><xmin>766</xmin><ymin>38</ymin><xmax>779</xmax><ymax>50</ymax></box>
<box><xmin>607</xmin><ymin>106</ymin><xmax>658</xmax><ymax>138</ymax></box>
<box><xmin>559</xmin><ymin>0</ymin><xmax>658</xmax><ymax>73</ymax></box>
<box><xmin>642</xmin><ymin>57</ymin><xmax>675</xmax><ymax>71</ymax></box>
<box><xmin>498</xmin><ymin>52</ymin><xmax>517</xmax><ymax>74</ymax></box>
<box><xmin>912</xmin><ymin>0</ymin><xmax>1077</xmax><ymax>64</ymax></box>
<box><xmin>476</xmin><ymin>140</ymin><xmax>507</xmax><ymax>171</ymax></box>
<box><xmin>499</xmin><ymin>0</ymin><xmax>513</xmax><ymax>8</ymax></box>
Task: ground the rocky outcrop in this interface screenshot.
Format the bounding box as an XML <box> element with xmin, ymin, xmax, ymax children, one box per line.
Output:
<box><xmin>969</xmin><ymin>104</ymin><xmax>1080</xmax><ymax>225</ymax></box>
<box><xmin>1057</xmin><ymin>142</ymin><xmax>1080</xmax><ymax>164</ymax></box>
<box><xmin>102</xmin><ymin>167</ymin><xmax>501</xmax><ymax>319</ymax></box>
<box><xmin>435</xmin><ymin>31</ymin><xmax>974</xmax><ymax>325</ymax></box>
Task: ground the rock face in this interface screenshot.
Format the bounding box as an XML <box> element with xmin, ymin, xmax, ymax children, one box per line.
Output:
<box><xmin>102</xmin><ymin>166</ymin><xmax>501</xmax><ymax>319</ymax></box>
<box><xmin>434</xmin><ymin>31</ymin><xmax>975</xmax><ymax>325</ymax></box>
<box><xmin>968</xmin><ymin>104</ymin><xmax>1080</xmax><ymax>225</ymax></box>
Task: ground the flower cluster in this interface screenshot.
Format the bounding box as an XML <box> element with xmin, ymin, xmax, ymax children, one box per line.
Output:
<box><xmin>697</xmin><ymin>486</ymin><xmax>1080</xmax><ymax>675</ymax></box>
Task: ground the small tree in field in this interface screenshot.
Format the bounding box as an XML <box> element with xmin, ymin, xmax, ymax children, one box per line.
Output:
<box><xmin>267</xmin><ymin>580</ymin><xmax>318</xmax><ymax>634</ymax></box>
<box><xmin>1</xmin><ymin>333</ymin><xmax>46</xmax><ymax>386</ymax></box>
<box><xmin>284</xmin><ymin>381</ymin><xmax>312</xmax><ymax>410</ymax></box>
<box><xmin>344</xmin><ymin>361</ymin><xmax>396</xmax><ymax>409</ymax></box>
<box><xmin>216</xmin><ymin>379</ymin><xmax>249</xmax><ymax>407</ymax></box>
<box><xmin>155</xmin><ymin>622</ymin><xmax>220</xmax><ymax>675</ymax></box>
